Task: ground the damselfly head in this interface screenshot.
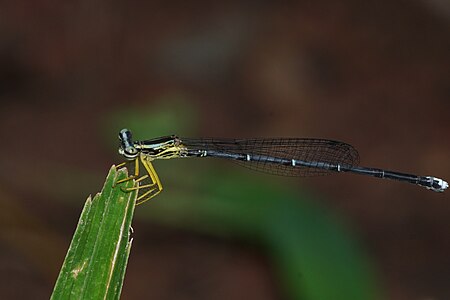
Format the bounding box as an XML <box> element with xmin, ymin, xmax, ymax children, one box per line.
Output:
<box><xmin>118</xmin><ymin>129</ymin><xmax>139</xmax><ymax>159</ymax></box>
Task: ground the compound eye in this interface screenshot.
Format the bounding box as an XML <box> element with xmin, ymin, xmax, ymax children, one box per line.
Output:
<box><xmin>119</xmin><ymin>129</ymin><xmax>132</xmax><ymax>141</ymax></box>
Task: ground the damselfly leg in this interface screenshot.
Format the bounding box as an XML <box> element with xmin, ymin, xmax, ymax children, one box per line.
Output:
<box><xmin>115</xmin><ymin>154</ymin><xmax>163</xmax><ymax>205</ymax></box>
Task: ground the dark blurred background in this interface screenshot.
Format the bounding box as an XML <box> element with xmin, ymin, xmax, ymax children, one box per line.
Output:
<box><xmin>0</xmin><ymin>1</ymin><xmax>449</xmax><ymax>299</ymax></box>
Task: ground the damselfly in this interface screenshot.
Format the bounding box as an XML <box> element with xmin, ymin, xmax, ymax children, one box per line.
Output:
<box><xmin>115</xmin><ymin>129</ymin><xmax>448</xmax><ymax>205</ymax></box>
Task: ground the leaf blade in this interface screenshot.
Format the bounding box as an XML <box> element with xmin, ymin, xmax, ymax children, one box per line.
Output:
<box><xmin>51</xmin><ymin>166</ymin><xmax>136</xmax><ymax>300</ymax></box>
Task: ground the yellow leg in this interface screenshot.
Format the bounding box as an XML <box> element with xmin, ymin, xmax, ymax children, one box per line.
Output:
<box><xmin>135</xmin><ymin>155</ymin><xmax>163</xmax><ymax>205</ymax></box>
<box><xmin>125</xmin><ymin>175</ymin><xmax>153</xmax><ymax>191</ymax></box>
<box><xmin>114</xmin><ymin>154</ymin><xmax>163</xmax><ymax>205</ymax></box>
<box><xmin>114</xmin><ymin>159</ymin><xmax>140</xmax><ymax>186</ymax></box>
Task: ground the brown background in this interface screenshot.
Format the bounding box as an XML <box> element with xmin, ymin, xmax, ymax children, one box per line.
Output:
<box><xmin>0</xmin><ymin>1</ymin><xmax>449</xmax><ymax>299</ymax></box>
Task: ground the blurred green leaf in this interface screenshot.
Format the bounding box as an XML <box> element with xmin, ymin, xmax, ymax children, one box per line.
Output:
<box><xmin>136</xmin><ymin>170</ymin><xmax>381</xmax><ymax>300</ymax></box>
<box><xmin>105</xmin><ymin>101</ymin><xmax>381</xmax><ymax>300</ymax></box>
<box><xmin>51</xmin><ymin>166</ymin><xmax>136</xmax><ymax>300</ymax></box>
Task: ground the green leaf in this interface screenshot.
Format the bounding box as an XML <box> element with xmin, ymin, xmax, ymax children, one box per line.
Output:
<box><xmin>51</xmin><ymin>166</ymin><xmax>136</xmax><ymax>300</ymax></box>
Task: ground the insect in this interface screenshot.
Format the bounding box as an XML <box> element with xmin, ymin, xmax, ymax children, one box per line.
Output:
<box><xmin>115</xmin><ymin>129</ymin><xmax>447</xmax><ymax>205</ymax></box>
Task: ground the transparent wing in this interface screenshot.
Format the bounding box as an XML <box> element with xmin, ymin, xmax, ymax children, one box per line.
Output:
<box><xmin>181</xmin><ymin>138</ymin><xmax>360</xmax><ymax>177</ymax></box>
